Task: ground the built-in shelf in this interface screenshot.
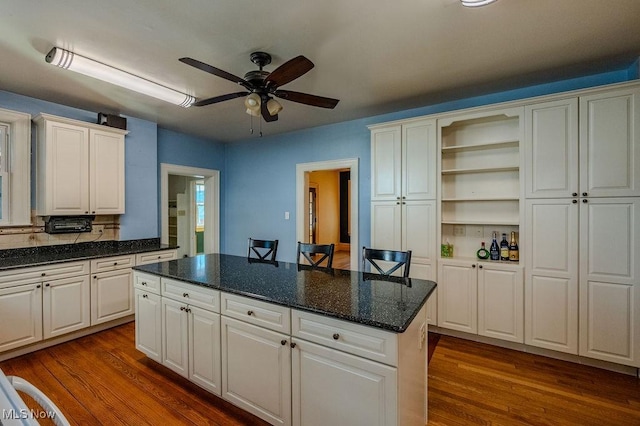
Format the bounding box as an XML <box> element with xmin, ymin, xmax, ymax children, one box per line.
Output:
<box><xmin>441</xmin><ymin>166</ymin><xmax>519</xmax><ymax>175</ymax></box>
<box><xmin>441</xmin><ymin>139</ymin><xmax>519</xmax><ymax>153</ymax></box>
<box><xmin>439</xmin><ymin>255</ymin><xmax>520</xmax><ymax>265</ymax></box>
<box><xmin>442</xmin><ymin>220</ymin><xmax>520</xmax><ymax>226</ymax></box>
<box><xmin>441</xmin><ymin>197</ymin><xmax>519</xmax><ymax>202</ymax></box>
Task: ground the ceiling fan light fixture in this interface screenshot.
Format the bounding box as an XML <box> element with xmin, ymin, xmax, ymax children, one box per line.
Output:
<box><xmin>267</xmin><ymin>99</ymin><xmax>283</xmax><ymax>116</ymax></box>
<box><xmin>45</xmin><ymin>47</ymin><xmax>195</xmax><ymax>107</ymax></box>
<box><xmin>244</xmin><ymin>92</ymin><xmax>261</xmax><ymax>111</ymax></box>
<box><xmin>245</xmin><ymin>108</ymin><xmax>260</xmax><ymax>117</ymax></box>
<box><xmin>461</xmin><ymin>0</ymin><xmax>498</xmax><ymax>7</ymax></box>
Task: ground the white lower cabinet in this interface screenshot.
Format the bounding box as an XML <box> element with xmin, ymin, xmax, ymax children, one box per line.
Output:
<box><xmin>0</xmin><ymin>283</ymin><xmax>43</xmax><ymax>352</ymax></box>
<box><xmin>291</xmin><ymin>338</ymin><xmax>397</xmax><ymax>426</ymax></box>
<box><xmin>438</xmin><ymin>259</ymin><xmax>524</xmax><ymax>343</ymax></box>
<box><xmin>43</xmin><ymin>275</ymin><xmax>91</xmax><ymax>339</ymax></box>
<box><xmin>161</xmin><ymin>295</ymin><xmax>221</xmax><ymax>396</ymax></box>
<box><xmin>221</xmin><ymin>316</ymin><xmax>291</xmax><ymax>426</ymax></box>
<box><xmin>91</xmin><ymin>269</ymin><xmax>133</xmax><ymax>325</ymax></box>
<box><xmin>134</xmin><ymin>288</ymin><xmax>162</xmax><ymax>363</ymax></box>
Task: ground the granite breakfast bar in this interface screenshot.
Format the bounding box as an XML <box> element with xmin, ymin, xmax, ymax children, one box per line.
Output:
<box><xmin>133</xmin><ymin>254</ymin><xmax>436</xmax><ymax>426</ymax></box>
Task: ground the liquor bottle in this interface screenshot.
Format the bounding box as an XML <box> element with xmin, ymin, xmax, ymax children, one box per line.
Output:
<box><xmin>489</xmin><ymin>232</ymin><xmax>500</xmax><ymax>261</ymax></box>
<box><xmin>509</xmin><ymin>231</ymin><xmax>519</xmax><ymax>261</ymax></box>
<box><xmin>500</xmin><ymin>233</ymin><xmax>509</xmax><ymax>261</ymax></box>
<box><xmin>476</xmin><ymin>242</ymin><xmax>490</xmax><ymax>260</ymax></box>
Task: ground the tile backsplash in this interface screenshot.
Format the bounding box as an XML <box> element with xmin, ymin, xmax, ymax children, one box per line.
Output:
<box><xmin>0</xmin><ymin>212</ymin><xmax>119</xmax><ymax>249</ymax></box>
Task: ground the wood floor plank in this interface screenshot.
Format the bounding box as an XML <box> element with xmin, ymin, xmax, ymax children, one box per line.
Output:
<box><xmin>2</xmin><ymin>324</ymin><xmax>640</xmax><ymax>425</ymax></box>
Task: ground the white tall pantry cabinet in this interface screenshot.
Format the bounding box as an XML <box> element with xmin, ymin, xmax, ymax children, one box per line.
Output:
<box><xmin>35</xmin><ymin>113</ymin><xmax>126</xmax><ymax>216</ymax></box>
<box><xmin>525</xmin><ymin>86</ymin><xmax>640</xmax><ymax>366</ymax></box>
<box><xmin>369</xmin><ymin>119</ymin><xmax>437</xmax><ymax>324</ymax></box>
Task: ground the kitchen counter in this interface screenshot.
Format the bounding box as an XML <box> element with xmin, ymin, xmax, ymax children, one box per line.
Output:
<box><xmin>134</xmin><ymin>253</ymin><xmax>436</xmax><ymax>332</ymax></box>
<box><xmin>0</xmin><ymin>238</ymin><xmax>177</xmax><ymax>271</ymax></box>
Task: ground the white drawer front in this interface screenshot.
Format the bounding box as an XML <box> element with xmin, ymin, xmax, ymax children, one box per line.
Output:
<box><xmin>136</xmin><ymin>250</ymin><xmax>178</xmax><ymax>266</ymax></box>
<box><xmin>133</xmin><ymin>272</ymin><xmax>161</xmax><ymax>295</ymax></box>
<box><xmin>221</xmin><ymin>293</ymin><xmax>291</xmax><ymax>334</ymax></box>
<box><xmin>0</xmin><ymin>261</ymin><xmax>90</xmax><ymax>289</ymax></box>
<box><xmin>292</xmin><ymin>310</ymin><xmax>397</xmax><ymax>366</ymax></box>
<box><xmin>161</xmin><ymin>278</ymin><xmax>219</xmax><ymax>312</ymax></box>
<box><xmin>90</xmin><ymin>255</ymin><xmax>135</xmax><ymax>273</ymax></box>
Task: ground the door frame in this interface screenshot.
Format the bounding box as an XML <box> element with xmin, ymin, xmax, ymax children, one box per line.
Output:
<box><xmin>296</xmin><ymin>158</ymin><xmax>359</xmax><ymax>271</ymax></box>
<box><xmin>160</xmin><ymin>163</ymin><xmax>220</xmax><ymax>254</ymax></box>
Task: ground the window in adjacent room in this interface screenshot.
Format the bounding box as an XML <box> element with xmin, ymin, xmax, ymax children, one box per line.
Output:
<box><xmin>0</xmin><ymin>108</ymin><xmax>31</xmax><ymax>227</ymax></box>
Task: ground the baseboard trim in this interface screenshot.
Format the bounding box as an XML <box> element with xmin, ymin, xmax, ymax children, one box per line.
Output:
<box><xmin>0</xmin><ymin>316</ymin><xmax>134</xmax><ymax>362</ymax></box>
<box><xmin>428</xmin><ymin>325</ymin><xmax>639</xmax><ymax>377</ymax></box>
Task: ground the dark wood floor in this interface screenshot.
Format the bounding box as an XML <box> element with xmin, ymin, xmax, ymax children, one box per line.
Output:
<box><xmin>1</xmin><ymin>324</ymin><xmax>638</xmax><ymax>425</ymax></box>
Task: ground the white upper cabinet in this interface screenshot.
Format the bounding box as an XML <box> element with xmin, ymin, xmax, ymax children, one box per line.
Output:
<box><xmin>35</xmin><ymin>113</ymin><xmax>127</xmax><ymax>216</ymax></box>
<box><xmin>370</xmin><ymin>118</ymin><xmax>436</xmax><ymax>201</ymax></box>
<box><xmin>525</xmin><ymin>86</ymin><xmax>640</xmax><ymax>199</ymax></box>
<box><xmin>525</xmin><ymin>98</ymin><xmax>579</xmax><ymax>198</ymax></box>
<box><xmin>579</xmin><ymin>87</ymin><xmax>640</xmax><ymax>197</ymax></box>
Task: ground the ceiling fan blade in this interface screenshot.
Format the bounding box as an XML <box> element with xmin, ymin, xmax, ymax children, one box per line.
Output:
<box><xmin>179</xmin><ymin>57</ymin><xmax>252</xmax><ymax>89</ymax></box>
<box><xmin>192</xmin><ymin>91</ymin><xmax>249</xmax><ymax>107</ymax></box>
<box><xmin>264</xmin><ymin>56</ymin><xmax>314</xmax><ymax>88</ymax></box>
<box><xmin>274</xmin><ymin>90</ymin><xmax>339</xmax><ymax>109</ymax></box>
<box><xmin>261</xmin><ymin>101</ymin><xmax>278</xmax><ymax>122</ymax></box>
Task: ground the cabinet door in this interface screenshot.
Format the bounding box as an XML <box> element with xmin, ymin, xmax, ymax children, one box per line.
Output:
<box><xmin>403</xmin><ymin>119</ymin><xmax>436</xmax><ymax>200</ymax></box>
<box><xmin>221</xmin><ymin>316</ymin><xmax>291</xmax><ymax>426</ymax></box>
<box><xmin>189</xmin><ymin>305</ymin><xmax>221</xmax><ymax>396</ymax></box>
<box><xmin>371</xmin><ymin>201</ymin><xmax>402</xmax><ymax>251</ymax></box>
<box><xmin>437</xmin><ymin>259</ymin><xmax>477</xmax><ymax>333</ymax></box>
<box><xmin>91</xmin><ymin>269</ymin><xmax>133</xmax><ymax>325</ymax></box>
<box><xmin>90</xmin><ymin>129</ymin><xmax>125</xmax><ymax>214</ymax></box>
<box><xmin>478</xmin><ymin>263</ymin><xmax>524</xmax><ymax>343</ymax></box>
<box><xmin>0</xmin><ymin>283</ymin><xmax>42</xmax><ymax>352</ymax></box>
<box><xmin>134</xmin><ymin>289</ymin><xmax>162</xmax><ymax>363</ymax></box>
<box><xmin>43</xmin><ymin>275</ymin><xmax>90</xmax><ymax>339</ymax></box>
<box><xmin>403</xmin><ymin>200</ymin><xmax>435</xmax><ymax>267</ymax></box>
<box><xmin>524</xmin><ymin>199</ymin><xmax>579</xmax><ymax>354</ymax></box>
<box><xmin>579</xmin><ymin>87</ymin><xmax>640</xmax><ymax>197</ymax></box>
<box><xmin>579</xmin><ymin>198</ymin><xmax>640</xmax><ymax>367</ymax></box>
<box><xmin>291</xmin><ymin>338</ymin><xmax>397</xmax><ymax>426</ymax></box>
<box><xmin>162</xmin><ymin>297</ymin><xmax>189</xmax><ymax>378</ymax></box>
<box><xmin>524</xmin><ymin>98</ymin><xmax>579</xmax><ymax>198</ymax></box>
<box><xmin>371</xmin><ymin>125</ymin><xmax>402</xmax><ymax>201</ymax></box>
<box><xmin>42</xmin><ymin>121</ymin><xmax>90</xmax><ymax>215</ymax></box>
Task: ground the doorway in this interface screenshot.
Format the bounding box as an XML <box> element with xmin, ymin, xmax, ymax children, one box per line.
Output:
<box><xmin>161</xmin><ymin>164</ymin><xmax>220</xmax><ymax>256</ymax></box>
<box><xmin>296</xmin><ymin>159</ymin><xmax>359</xmax><ymax>271</ymax></box>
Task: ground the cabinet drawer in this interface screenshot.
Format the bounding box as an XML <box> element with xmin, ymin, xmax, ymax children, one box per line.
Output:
<box><xmin>133</xmin><ymin>272</ymin><xmax>161</xmax><ymax>295</ymax></box>
<box><xmin>90</xmin><ymin>255</ymin><xmax>135</xmax><ymax>273</ymax></box>
<box><xmin>0</xmin><ymin>261</ymin><xmax>90</xmax><ymax>289</ymax></box>
<box><xmin>292</xmin><ymin>310</ymin><xmax>398</xmax><ymax>366</ymax></box>
<box><xmin>221</xmin><ymin>293</ymin><xmax>290</xmax><ymax>334</ymax></box>
<box><xmin>136</xmin><ymin>250</ymin><xmax>178</xmax><ymax>266</ymax></box>
<box><xmin>161</xmin><ymin>278</ymin><xmax>219</xmax><ymax>312</ymax></box>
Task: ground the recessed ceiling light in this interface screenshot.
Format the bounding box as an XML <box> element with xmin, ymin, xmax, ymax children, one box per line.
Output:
<box><xmin>461</xmin><ymin>0</ymin><xmax>498</xmax><ymax>7</ymax></box>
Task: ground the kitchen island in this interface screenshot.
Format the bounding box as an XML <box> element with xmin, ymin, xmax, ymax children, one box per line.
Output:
<box><xmin>133</xmin><ymin>254</ymin><xmax>436</xmax><ymax>426</ymax></box>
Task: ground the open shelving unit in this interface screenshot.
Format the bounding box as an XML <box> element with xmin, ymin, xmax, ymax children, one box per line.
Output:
<box><xmin>438</xmin><ymin>107</ymin><xmax>524</xmax><ymax>260</ymax></box>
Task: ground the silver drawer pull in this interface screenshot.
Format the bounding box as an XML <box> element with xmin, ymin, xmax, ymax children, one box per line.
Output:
<box><xmin>141</xmin><ymin>281</ymin><xmax>147</xmax><ymax>286</ymax></box>
<box><xmin>183</xmin><ymin>293</ymin><xmax>189</xmax><ymax>298</ymax></box>
<box><xmin>333</xmin><ymin>333</ymin><xmax>340</xmax><ymax>340</ymax></box>
<box><xmin>142</xmin><ymin>294</ymin><xmax>148</xmax><ymax>299</ymax></box>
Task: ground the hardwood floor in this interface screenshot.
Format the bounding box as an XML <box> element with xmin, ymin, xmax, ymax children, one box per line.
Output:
<box><xmin>332</xmin><ymin>250</ymin><xmax>351</xmax><ymax>270</ymax></box>
<box><xmin>1</xmin><ymin>325</ymin><xmax>638</xmax><ymax>425</ymax></box>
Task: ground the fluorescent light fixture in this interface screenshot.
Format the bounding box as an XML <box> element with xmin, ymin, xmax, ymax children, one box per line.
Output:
<box><xmin>461</xmin><ymin>0</ymin><xmax>498</xmax><ymax>7</ymax></box>
<box><xmin>45</xmin><ymin>47</ymin><xmax>195</xmax><ymax>107</ymax></box>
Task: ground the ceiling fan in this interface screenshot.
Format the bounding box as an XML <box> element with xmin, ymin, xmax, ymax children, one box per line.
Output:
<box><xmin>179</xmin><ymin>52</ymin><xmax>339</xmax><ymax>122</ymax></box>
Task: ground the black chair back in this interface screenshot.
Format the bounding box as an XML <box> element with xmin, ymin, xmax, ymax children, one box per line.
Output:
<box><xmin>297</xmin><ymin>242</ymin><xmax>335</xmax><ymax>269</ymax></box>
<box><xmin>362</xmin><ymin>247</ymin><xmax>412</xmax><ymax>277</ymax></box>
<box><xmin>248</xmin><ymin>238</ymin><xmax>278</xmax><ymax>261</ymax></box>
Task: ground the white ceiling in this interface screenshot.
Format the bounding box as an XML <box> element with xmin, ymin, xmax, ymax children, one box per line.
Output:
<box><xmin>2</xmin><ymin>0</ymin><xmax>639</xmax><ymax>143</ymax></box>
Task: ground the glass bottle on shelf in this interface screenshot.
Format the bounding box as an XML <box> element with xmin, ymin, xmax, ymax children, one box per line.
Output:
<box><xmin>509</xmin><ymin>231</ymin><xmax>519</xmax><ymax>261</ymax></box>
<box><xmin>490</xmin><ymin>232</ymin><xmax>500</xmax><ymax>261</ymax></box>
<box><xmin>500</xmin><ymin>233</ymin><xmax>509</xmax><ymax>261</ymax></box>
<box><xmin>477</xmin><ymin>242</ymin><xmax>490</xmax><ymax>260</ymax></box>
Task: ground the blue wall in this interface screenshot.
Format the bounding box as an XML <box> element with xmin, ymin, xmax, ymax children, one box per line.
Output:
<box><xmin>157</xmin><ymin>128</ymin><xmax>226</xmax><ymax>245</ymax></box>
<box><xmin>224</xmin><ymin>67</ymin><xmax>638</xmax><ymax>262</ymax></box>
<box><xmin>0</xmin><ymin>90</ymin><xmax>159</xmax><ymax>239</ymax></box>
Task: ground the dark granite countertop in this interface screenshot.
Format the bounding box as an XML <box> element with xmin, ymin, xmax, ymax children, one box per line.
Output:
<box><xmin>0</xmin><ymin>238</ymin><xmax>177</xmax><ymax>271</ymax></box>
<box><xmin>134</xmin><ymin>254</ymin><xmax>437</xmax><ymax>333</ymax></box>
